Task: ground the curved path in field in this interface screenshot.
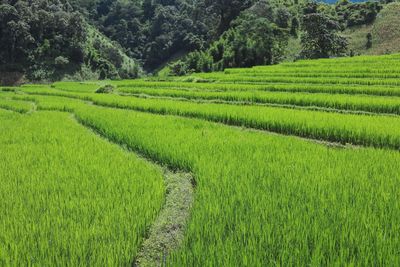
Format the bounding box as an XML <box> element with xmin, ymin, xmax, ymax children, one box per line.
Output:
<box><xmin>134</xmin><ymin>170</ymin><xmax>194</xmax><ymax>267</ymax></box>
<box><xmin>72</xmin><ymin>115</ymin><xmax>195</xmax><ymax>267</ymax></box>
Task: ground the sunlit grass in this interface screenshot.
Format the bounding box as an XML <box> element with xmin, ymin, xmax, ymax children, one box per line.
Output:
<box><xmin>0</xmin><ymin>110</ymin><xmax>164</xmax><ymax>266</ymax></box>
<box><xmin>1</xmin><ymin>52</ymin><xmax>400</xmax><ymax>266</ymax></box>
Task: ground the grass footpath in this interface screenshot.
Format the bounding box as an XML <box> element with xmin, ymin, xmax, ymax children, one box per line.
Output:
<box><xmin>134</xmin><ymin>170</ymin><xmax>194</xmax><ymax>267</ymax></box>
<box><xmin>74</xmin><ymin>112</ymin><xmax>195</xmax><ymax>267</ymax></box>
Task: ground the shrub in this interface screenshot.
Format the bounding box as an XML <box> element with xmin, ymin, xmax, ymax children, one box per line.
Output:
<box><xmin>96</xmin><ymin>84</ymin><xmax>115</xmax><ymax>94</ymax></box>
<box><xmin>55</xmin><ymin>56</ymin><xmax>70</xmax><ymax>66</ymax></box>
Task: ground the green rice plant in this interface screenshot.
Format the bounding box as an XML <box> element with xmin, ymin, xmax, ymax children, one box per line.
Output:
<box><xmin>18</xmin><ymin>86</ymin><xmax>94</xmax><ymax>100</ymax></box>
<box><xmin>225</xmin><ymin>71</ymin><xmax>400</xmax><ymax>79</ymax></box>
<box><xmin>21</xmin><ymin>84</ymin><xmax>400</xmax><ymax>115</ymax></box>
<box><xmin>51</xmin><ymin>81</ymin><xmax>101</xmax><ymax>93</ymax></box>
<box><xmin>228</xmin><ymin>61</ymin><xmax>400</xmax><ymax>75</ymax></box>
<box><xmin>0</xmin><ymin>87</ymin><xmax>16</xmax><ymax>92</ymax></box>
<box><xmin>0</xmin><ymin>110</ymin><xmax>164</xmax><ymax>266</ymax></box>
<box><xmin>226</xmin><ymin>66</ymin><xmax>400</xmax><ymax>75</ymax></box>
<box><xmin>2</xmin><ymin>51</ymin><xmax>400</xmax><ymax>267</ymax></box>
<box><xmin>12</xmin><ymin>91</ymin><xmax>400</xmax><ymax>149</ymax></box>
<box><xmin>275</xmin><ymin>53</ymin><xmax>400</xmax><ymax>65</ymax></box>
<box><xmin>0</xmin><ymin>94</ymin><xmax>33</xmax><ymax>113</ymax></box>
<box><xmin>134</xmin><ymin>53</ymin><xmax>400</xmax><ymax>89</ymax></box>
<box><xmin>20</xmin><ymin>84</ymin><xmax>49</xmax><ymax>88</ymax></box>
<box><xmin>118</xmin><ymin>87</ymin><xmax>400</xmax><ymax>115</ymax></box>
<box><xmin>91</xmin><ymin>95</ymin><xmax>400</xmax><ymax>149</ymax></box>
<box><xmin>12</xmin><ymin>93</ymin><xmax>90</xmax><ymax>112</ymax></box>
<box><xmin>193</xmin><ymin>72</ymin><xmax>400</xmax><ymax>86</ymax></box>
<box><xmin>112</xmin><ymin>80</ymin><xmax>400</xmax><ymax>96</ymax></box>
<box><xmin>70</xmin><ymin>103</ymin><xmax>400</xmax><ymax>266</ymax></box>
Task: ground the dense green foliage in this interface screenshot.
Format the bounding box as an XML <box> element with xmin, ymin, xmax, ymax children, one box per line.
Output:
<box><xmin>1</xmin><ymin>0</ymin><xmax>398</xmax><ymax>82</ymax></box>
<box><xmin>0</xmin><ymin>0</ymin><xmax>86</xmax><ymax>77</ymax></box>
<box><xmin>0</xmin><ymin>0</ymin><xmax>140</xmax><ymax>82</ymax></box>
<box><xmin>69</xmin><ymin>0</ymin><xmax>255</xmax><ymax>70</ymax></box>
<box><xmin>170</xmin><ymin>4</ymin><xmax>290</xmax><ymax>74</ymax></box>
<box><xmin>300</xmin><ymin>3</ymin><xmax>348</xmax><ymax>59</ymax></box>
<box><xmin>169</xmin><ymin>0</ymin><xmax>393</xmax><ymax>75</ymax></box>
<box><xmin>335</xmin><ymin>0</ymin><xmax>383</xmax><ymax>27</ymax></box>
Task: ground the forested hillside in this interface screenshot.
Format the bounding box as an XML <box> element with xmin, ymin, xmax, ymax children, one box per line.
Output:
<box><xmin>0</xmin><ymin>0</ymin><xmax>398</xmax><ymax>83</ymax></box>
<box><xmin>70</xmin><ymin>0</ymin><xmax>257</xmax><ymax>70</ymax></box>
<box><xmin>322</xmin><ymin>0</ymin><xmax>365</xmax><ymax>3</ymax></box>
<box><xmin>0</xmin><ymin>0</ymin><xmax>141</xmax><ymax>84</ymax></box>
<box><xmin>169</xmin><ymin>0</ymin><xmax>397</xmax><ymax>75</ymax></box>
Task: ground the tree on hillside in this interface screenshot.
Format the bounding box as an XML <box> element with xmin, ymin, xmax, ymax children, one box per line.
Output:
<box><xmin>290</xmin><ymin>17</ymin><xmax>299</xmax><ymax>37</ymax></box>
<box><xmin>366</xmin><ymin>33</ymin><xmax>373</xmax><ymax>49</ymax></box>
<box><xmin>0</xmin><ymin>4</ymin><xmax>33</xmax><ymax>69</ymax></box>
<box><xmin>335</xmin><ymin>0</ymin><xmax>383</xmax><ymax>27</ymax></box>
<box><xmin>170</xmin><ymin>6</ymin><xmax>289</xmax><ymax>75</ymax></box>
<box><xmin>204</xmin><ymin>0</ymin><xmax>253</xmax><ymax>35</ymax></box>
<box><xmin>0</xmin><ymin>0</ymin><xmax>87</xmax><ymax>79</ymax></box>
<box><xmin>301</xmin><ymin>11</ymin><xmax>348</xmax><ymax>59</ymax></box>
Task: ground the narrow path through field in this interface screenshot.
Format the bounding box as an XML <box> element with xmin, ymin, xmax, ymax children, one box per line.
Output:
<box><xmin>134</xmin><ymin>170</ymin><xmax>194</xmax><ymax>267</ymax></box>
<box><xmin>70</xmin><ymin>115</ymin><xmax>195</xmax><ymax>267</ymax></box>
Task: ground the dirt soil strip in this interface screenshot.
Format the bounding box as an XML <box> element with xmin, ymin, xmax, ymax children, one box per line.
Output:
<box><xmin>134</xmin><ymin>170</ymin><xmax>194</xmax><ymax>267</ymax></box>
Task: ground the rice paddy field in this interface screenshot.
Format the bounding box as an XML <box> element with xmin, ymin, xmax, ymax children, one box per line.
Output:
<box><xmin>1</xmin><ymin>53</ymin><xmax>400</xmax><ymax>266</ymax></box>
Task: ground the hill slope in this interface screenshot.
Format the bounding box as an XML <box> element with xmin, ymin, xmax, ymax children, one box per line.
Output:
<box><xmin>344</xmin><ymin>2</ymin><xmax>400</xmax><ymax>56</ymax></box>
<box><xmin>0</xmin><ymin>0</ymin><xmax>141</xmax><ymax>85</ymax></box>
<box><xmin>0</xmin><ymin>0</ymin><xmax>398</xmax><ymax>83</ymax></box>
<box><xmin>84</xmin><ymin>25</ymin><xmax>142</xmax><ymax>80</ymax></box>
<box><xmin>322</xmin><ymin>0</ymin><xmax>366</xmax><ymax>3</ymax></box>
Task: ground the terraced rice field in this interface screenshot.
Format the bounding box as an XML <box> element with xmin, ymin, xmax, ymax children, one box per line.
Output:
<box><xmin>1</xmin><ymin>53</ymin><xmax>400</xmax><ymax>266</ymax></box>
